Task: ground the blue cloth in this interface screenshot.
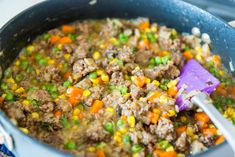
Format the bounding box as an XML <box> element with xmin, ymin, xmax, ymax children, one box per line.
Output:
<box><xmin>0</xmin><ymin>144</ymin><xmax>15</xmax><ymax>157</ymax></box>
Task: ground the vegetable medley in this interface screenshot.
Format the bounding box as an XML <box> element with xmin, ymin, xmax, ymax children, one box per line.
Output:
<box><xmin>0</xmin><ymin>18</ymin><xmax>235</xmax><ymax>157</ymax></box>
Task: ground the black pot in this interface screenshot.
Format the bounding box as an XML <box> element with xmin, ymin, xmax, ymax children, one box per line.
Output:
<box><xmin>0</xmin><ymin>0</ymin><xmax>234</xmax><ymax>156</ymax></box>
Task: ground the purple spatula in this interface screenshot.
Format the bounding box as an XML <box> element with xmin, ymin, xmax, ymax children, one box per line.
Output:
<box><xmin>176</xmin><ymin>59</ymin><xmax>235</xmax><ymax>153</ymax></box>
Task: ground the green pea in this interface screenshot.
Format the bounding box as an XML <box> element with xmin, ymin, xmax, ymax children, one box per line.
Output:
<box><xmin>147</xmin><ymin>33</ymin><xmax>156</xmax><ymax>43</ymax></box>
<box><xmin>35</xmin><ymin>53</ymin><xmax>43</xmax><ymax>61</ymax></box>
<box><xmin>160</xmin><ymin>84</ymin><xmax>167</xmax><ymax>91</ymax></box>
<box><xmin>65</xmin><ymin>140</ymin><xmax>76</xmax><ymax>150</ymax></box>
<box><xmin>146</xmin><ymin>153</ymin><xmax>153</xmax><ymax>157</ymax></box>
<box><xmin>131</xmin><ymin>144</ymin><xmax>143</xmax><ymax>153</ymax></box>
<box><xmin>4</xmin><ymin>69</ymin><xmax>12</xmax><ymax>78</ymax></box>
<box><xmin>1</xmin><ymin>83</ymin><xmax>8</xmax><ymax>90</ymax></box>
<box><xmin>119</xmin><ymin>33</ymin><xmax>129</xmax><ymax>43</ymax></box>
<box><xmin>26</xmin><ymin>67</ymin><xmax>35</xmax><ymax>73</ymax></box>
<box><xmin>117</xmin><ymin>119</ymin><xmax>124</xmax><ymax>128</ymax></box>
<box><xmin>20</xmin><ymin>60</ymin><xmax>29</xmax><ymax>69</ymax></box>
<box><xmin>131</xmin><ymin>47</ymin><xmax>138</xmax><ymax>53</ymax></box>
<box><xmin>16</xmin><ymin>74</ymin><xmax>24</xmax><ymax>82</ymax></box>
<box><xmin>5</xmin><ymin>92</ymin><xmax>14</xmax><ymax>101</ymax></box>
<box><xmin>38</xmin><ymin>59</ymin><xmax>47</xmax><ymax>66</ymax></box>
<box><xmin>72</xmin><ymin>119</ymin><xmax>80</xmax><ymax>125</ymax></box>
<box><xmin>162</xmin><ymin>56</ymin><xmax>170</xmax><ymax>64</ymax></box>
<box><xmin>104</xmin><ymin>122</ymin><xmax>114</xmax><ymax>133</ymax></box>
<box><xmin>63</xmin><ymin>81</ymin><xmax>71</xmax><ymax>87</ymax></box>
<box><xmin>123</xmin><ymin>134</ymin><xmax>131</xmax><ymax>144</ymax></box>
<box><xmin>119</xmin><ymin>86</ymin><xmax>128</xmax><ymax>95</ymax></box>
<box><xmin>51</xmin><ymin>92</ymin><xmax>58</xmax><ymax>99</ymax></box>
<box><xmin>89</xmin><ymin>72</ymin><xmax>98</xmax><ymax>79</ymax></box>
<box><xmin>149</xmin><ymin>57</ymin><xmax>155</xmax><ymax>65</ymax></box>
<box><xmin>43</xmin><ymin>33</ymin><xmax>51</xmax><ymax>40</ymax></box>
<box><xmin>60</xmin><ymin>117</ymin><xmax>70</xmax><ymax>129</ymax></box>
<box><xmin>159</xmin><ymin>140</ymin><xmax>171</xmax><ymax>150</ymax></box>
<box><xmin>31</xmin><ymin>99</ymin><xmax>39</xmax><ymax>107</ymax></box>
<box><xmin>68</xmin><ymin>34</ymin><xmax>77</xmax><ymax>41</ymax></box>
<box><xmin>77</xmin><ymin>103</ymin><xmax>85</xmax><ymax>110</ymax></box>
<box><xmin>155</xmin><ymin>57</ymin><xmax>162</xmax><ymax>65</ymax></box>
<box><xmin>52</xmin><ymin>48</ymin><xmax>60</xmax><ymax>54</ymax></box>
<box><xmin>117</xmin><ymin>60</ymin><xmax>124</xmax><ymax>66</ymax></box>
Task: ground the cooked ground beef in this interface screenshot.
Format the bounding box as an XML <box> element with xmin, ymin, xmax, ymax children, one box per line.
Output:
<box><xmin>0</xmin><ymin>18</ymin><xmax>234</xmax><ymax>157</ymax></box>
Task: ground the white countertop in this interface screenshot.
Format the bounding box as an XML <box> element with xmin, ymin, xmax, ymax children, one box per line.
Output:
<box><xmin>0</xmin><ymin>0</ymin><xmax>43</xmax><ymax>28</ymax></box>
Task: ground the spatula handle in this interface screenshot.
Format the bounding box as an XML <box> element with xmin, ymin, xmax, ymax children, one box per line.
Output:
<box><xmin>192</xmin><ymin>93</ymin><xmax>235</xmax><ymax>153</ymax></box>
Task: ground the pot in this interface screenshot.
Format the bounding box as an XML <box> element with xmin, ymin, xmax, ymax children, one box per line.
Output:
<box><xmin>0</xmin><ymin>0</ymin><xmax>234</xmax><ymax>156</ymax></box>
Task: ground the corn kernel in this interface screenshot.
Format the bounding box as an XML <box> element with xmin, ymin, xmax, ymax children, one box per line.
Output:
<box><xmin>93</xmin><ymin>51</ymin><xmax>101</xmax><ymax>60</ymax></box>
<box><xmin>167</xmin><ymin>110</ymin><xmax>176</xmax><ymax>117</ymax></box>
<box><xmin>36</xmin><ymin>69</ymin><xmax>40</xmax><ymax>75</ymax></box>
<box><xmin>15</xmin><ymin>60</ymin><xmax>20</xmax><ymax>66</ymax></box>
<box><xmin>124</xmin><ymin>75</ymin><xmax>130</xmax><ymax>80</ymax></box>
<box><xmin>83</xmin><ymin>89</ymin><xmax>91</xmax><ymax>97</ymax></box>
<box><xmin>153</xmin><ymin>108</ymin><xmax>160</xmax><ymax>114</ymax></box>
<box><xmin>129</xmin><ymin>128</ymin><xmax>135</xmax><ymax>132</ymax></box>
<box><xmin>109</xmin><ymin>58</ymin><xmax>118</xmax><ymax>64</ymax></box>
<box><xmin>22</xmin><ymin>100</ymin><xmax>30</xmax><ymax>106</ymax></box>
<box><xmin>57</xmin><ymin>44</ymin><xmax>62</xmax><ymax>50</ymax></box>
<box><xmin>97</xmin><ymin>69</ymin><xmax>105</xmax><ymax>75</ymax></box>
<box><xmin>88</xmin><ymin>146</ymin><xmax>96</xmax><ymax>152</ymax></box>
<box><xmin>64</xmin><ymin>54</ymin><xmax>71</xmax><ymax>60</ymax></box>
<box><xmin>167</xmin><ymin>80</ymin><xmax>177</xmax><ymax>88</ymax></box>
<box><xmin>71</xmin><ymin>125</ymin><xmax>79</xmax><ymax>131</ymax></box>
<box><xmin>101</xmin><ymin>74</ymin><xmax>109</xmax><ymax>82</ymax></box>
<box><xmin>20</xmin><ymin>127</ymin><xmax>29</xmax><ymax>134</ymax></box>
<box><xmin>7</xmin><ymin>77</ymin><xmax>15</xmax><ymax>84</ymax></box>
<box><xmin>26</xmin><ymin>45</ymin><xmax>35</xmax><ymax>52</ymax></box>
<box><xmin>219</xmin><ymin>70</ymin><xmax>224</xmax><ymax>76</ymax></box>
<box><xmin>109</xmin><ymin>37</ymin><xmax>117</xmax><ymax>43</ymax></box>
<box><xmin>73</xmin><ymin>108</ymin><xmax>81</xmax><ymax>116</ymax></box>
<box><xmin>151</xmin><ymin>26</ymin><xmax>157</xmax><ymax>32</ymax></box>
<box><xmin>166</xmin><ymin>146</ymin><xmax>174</xmax><ymax>152</ymax></box>
<box><xmin>124</xmin><ymin>93</ymin><xmax>131</xmax><ymax>99</ymax></box>
<box><xmin>1</xmin><ymin>94</ymin><xmax>6</xmax><ymax>98</ymax></box>
<box><xmin>152</xmin><ymin>80</ymin><xmax>160</xmax><ymax>86</ymax></box>
<box><xmin>180</xmin><ymin>116</ymin><xmax>187</xmax><ymax>122</ymax></box>
<box><xmin>196</xmin><ymin>54</ymin><xmax>202</xmax><ymax>61</ymax></box>
<box><xmin>195</xmin><ymin>47</ymin><xmax>202</xmax><ymax>54</ymax></box>
<box><xmin>171</xmin><ymin>29</ymin><xmax>177</xmax><ymax>37</ymax></box>
<box><xmin>106</xmin><ymin>107</ymin><xmax>114</xmax><ymax>114</ymax></box>
<box><xmin>58</xmin><ymin>94</ymin><xmax>66</xmax><ymax>99</ymax></box>
<box><xmin>15</xmin><ymin>87</ymin><xmax>25</xmax><ymax>93</ymax></box>
<box><xmin>127</xmin><ymin>116</ymin><xmax>136</xmax><ymax>127</ymax></box>
<box><xmin>159</xmin><ymin>95</ymin><xmax>167</xmax><ymax>104</ymax></box>
<box><xmin>114</xmin><ymin>134</ymin><xmax>122</xmax><ymax>143</ymax></box>
<box><xmin>186</xmin><ymin>126</ymin><xmax>194</xmax><ymax>136</ymax></box>
<box><xmin>31</xmin><ymin>112</ymin><xmax>39</xmax><ymax>119</ymax></box>
<box><xmin>48</xmin><ymin>59</ymin><xmax>55</xmax><ymax>65</ymax></box>
<box><xmin>90</xmin><ymin>78</ymin><xmax>99</xmax><ymax>85</ymax></box>
<box><xmin>145</xmin><ymin>78</ymin><xmax>151</xmax><ymax>84</ymax></box>
<box><xmin>71</xmin><ymin>115</ymin><xmax>79</xmax><ymax>121</ymax></box>
<box><xmin>119</xmin><ymin>128</ymin><xmax>127</xmax><ymax>134</ymax></box>
<box><xmin>11</xmin><ymin>84</ymin><xmax>18</xmax><ymax>91</ymax></box>
<box><xmin>139</xmin><ymin>97</ymin><xmax>145</xmax><ymax>101</ymax></box>
<box><xmin>133</xmin><ymin>153</ymin><xmax>140</xmax><ymax>157</ymax></box>
<box><xmin>99</xmin><ymin>44</ymin><xmax>105</xmax><ymax>49</ymax></box>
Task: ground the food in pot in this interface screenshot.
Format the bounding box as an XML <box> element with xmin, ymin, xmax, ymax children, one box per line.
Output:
<box><xmin>0</xmin><ymin>18</ymin><xmax>235</xmax><ymax>157</ymax></box>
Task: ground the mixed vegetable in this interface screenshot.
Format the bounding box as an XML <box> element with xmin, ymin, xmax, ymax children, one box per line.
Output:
<box><xmin>0</xmin><ymin>18</ymin><xmax>235</xmax><ymax>157</ymax></box>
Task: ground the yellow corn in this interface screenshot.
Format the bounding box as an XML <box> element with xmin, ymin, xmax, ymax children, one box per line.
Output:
<box><xmin>31</xmin><ymin>112</ymin><xmax>39</xmax><ymax>119</ymax></box>
<box><xmin>15</xmin><ymin>60</ymin><xmax>20</xmax><ymax>66</ymax></box>
<box><xmin>15</xmin><ymin>87</ymin><xmax>25</xmax><ymax>93</ymax></box>
<box><xmin>20</xmin><ymin>127</ymin><xmax>29</xmax><ymax>134</ymax></box>
<box><xmin>36</xmin><ymin>69</ymin><xmax>40</xmax><ymax>75</ymax></box>
<box><xmin>99</xmin><ymin>44</ymin><xmax>105</xmax><ymax>49</ymax></box>
<box><xmin>109</xmin><ymin>58</ymin><xmax>118</xmax><ymax>64</ymax></box>
<box><xmin>151</xmin><ymin>25</ymin><xmax>157</xmax><ymax>32</ymax></box>
<box><xmin>133</xmin><ymin>153</ymin><xmax>140</xmax><ymax>157</ymax></box>
<box><xmin>171</xmin><ymin>29</ymin><xmax>177</xmax><ymax>37</ymax></box>
<box><xmin>26</xmin><ymin>45</ymin><xmax>35</xmax><ymax>52</ymax></box>
<box><xmin>109</xmin><ymin>37</ymin><xmax>117</xmax><ymax>43</ymax></box>
<box><xmin>97</xmin><ymin>69</ymin><xmax>105</xmax><ymax>75</ymax></box>
<box><xmin>101</xmin><ymin>74</ymin><xmax>109</xmax><ymax>82</ymax></box>
<box><xmin>58</xmin><ymin>94</ymin><xmax>66</xmax><ymax>99</ymax></box>
<box><xmin>145</xmin><ymin>77</ymin><xmax>151</xmax><ymax>84</ymax></box>
<box><xmin>105</xmin><ymin>107</ymin><xmax>114</xmax><ymax>114</ymax></box>
<box><xmin>90</xmin><ymin>78</ymin><xmax>99</xmax><ymax>85</ymax></box>
<box><xmin>22</xmin><ymin>100</ymin><xmax>30</xmax><ymax>106</ymax></box>
<box><xmin>57</xmin><ymin>44</ymin><xmax>62</xmax><ymax>50</ymax></box>
<box><xmin>129</xmin><ymin>128</ymin><xmax>135</xmax><ymax>132</ymax></box>
<box><xmin>152</xmin><ymin>80</ymin><xmax>160</xmax><ymax>87</ymax></box>
<box><xmin>1</xmin><ymin>94</ymin><xmax>6</xmax><ymax>98</ymax></box>
<box><xmin>6</xmin><ymin>77</ymin><xmax>15</xmax><ymax>84</ymax></box>
<box><xmin>114</xmin><ymin>132</ymin><xmax>122</xmax><ymax>143</ymax></box>
<box><xmin>127</xmin><ymin>116</ymin><xmax>136</xmax><ymax>128</ymax></box>
<box><xmin>11</xmin><ymin>84</ymin><xmax>18</xmax><ymax>91</ymax></box>
<box><xmin>124</xmin><ymin>75</ymin><xmax>130</xmax><ymax>80</ymax></box>
<box><xmin>119</xmin><ymin>128</ymin><xmax>127</xmax><ymax>134</ymax></box>
<box><xmin>159</xmin><ymin>95</ymin><xmax>167</xmax><ymax>104</ymax></box>
<box><xmin>195</xmin><ymin>54</ymin><xmax>202</xmax><ymax>61</ymax></box>
<box><xmin>71</xmin><ymin>115</ymin><xmax>79</xmax><ymax>121</ymax></box>
<box><xmin>186</xmin><ymin>126</ymin><xmax>194</xmax><ymax>137</ymax></box>
<box><xmin>58</xmin><ymin>64</ymin><xmax>63</xmax><ymax>69</ymax></box>
<box><xmin>180</xmin><ymin>116</ymin><xmax>187</xmax><ymax>122</ymax></box>
<box><xmin>139</xmin><ymin>97</ymin><xmax>145</xmax><ymax>101</ymax></box>
<box><xmin>64</xmin><ymin>54</ymin><xmax>71</xmax><ymax>60</ymax></box>
<box><xmin>73</xmin><ymin>108</ymin><xmax>81</xmax><ymax>116</ymax></box>
<box><xmin>83</xmin><ymin>89</ymin><xmax>91</xmax><ymax>97</ymax></box>
<box><xmin>166</xmin><ymin>146</ymin><xmax>174</xmax><ymax>152</ymax></box>
<box><xmin>167</xmin><ymin>80</ymin><xmax>177</xmax><ymax>88</ymax></box>
<box><xmin>195</xmin><ymin>47</ymin><xmax>202</xmax><ymax>54</ymax></box>
<box><xmin>177</xmin><ymin>153</ymin><xmax>186</xmax><ymax>157</ymax></box>
<box><xmin>88</xmin><ymin>146</ymin><xmax>96</xmax><ymax>152</ymax></box>
<box><xmin>48</xmin><ymin>59</ymin><xmax>55</xmax><ymax>65</ymax></box>
<box><xmin>153</xmin><ymin>108</ymin><xmax>160</xmax><ymax>114</ymax></box>
<box><xmin>92</xmin><ymin>51</ymin><xmax>101</xmax><ymax>60</ymax></box>
<box><xmin>124</xmin><ymin>93</ymin><xmax>131</xmax><ymax>99</ymax></box>
<box><xmin>167</xmin><ymin>110</ymin><xmax>176</xmax><ymax>117</ymax></box>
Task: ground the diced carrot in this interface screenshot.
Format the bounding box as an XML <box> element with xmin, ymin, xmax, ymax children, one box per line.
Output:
<box><xmin>0</xmin><ymin>97</ymin><xmax>4</xmax><ymax>104</ymax></box>
<box><xmin>78</xmin><ymin>112</ymin><xmax>84</xmax><ymax>119</ymax></box>
<box><xmin>62</xmin><ymin>25</ymin><xmax>75</xmax><ymax>34</ymax></box>
<box><xmin>122</xmin><ymin>115</ymin><xmax>127</xmax><ymax>122</ymax></box>
<box><xmin>149</xmin><ymin>112</ymin><xmax>160</xmax><ymax>124</ymax></box>
<box><xmin>50</xmin><ymin>35</ymin><xmax>61</xmax><ymax>44</ymax></box>
<box><xmin>215</xmin><ymin>136</ymin><xmax>225</xmax><ymax>145</ymax></box>
<box><xmin>137</xmin><ymin>39</ymin><xmax>150</xmax><ymax>49</ymax></box>
<box><xmin>212</xmin><ymin>55</ymin><xmax>221</xmax><ymax>65</ymax></box>
<box><xmin>176</xmin><ymin>125</ymin><xmax>187</xmax><ymax>136</ymax></box>
<box><xmin>198</xmin><ymin>121</ymin><xmax>208</xmax><ymax>130</ymax></box>
<box><xmin>134</xmin><ymin>76</ymin><xmax>146</xmax><ymax>88</ymax></box>
<box><xmin>147</xmin><ymin>91</ymin><xmax>161</xmax><ymax>102</ymax></box>
<box><xmin>139</xmin><ymin>21</ymin><xmax>150</xmax><ymax>30</ymax></box>
<box><xmin>167</xmin><ymin>87</ymin><xmax>178</xmax><ymax>97</ymax></box>
<box><xmin>216</xmin><ymin>85</ymin><xmax>227</xmax><ymax>95</ymax></box>
<box><xmin>60</xmin><ymin>37</ymin><xmax>72</xmax><ymax>44</ymax></box>
<box><xmin>183</xmin><ymin>50</ymin><xmax>193</xmax><ymax>60</ymax></box>
<box><xmin>67</xmin><ymin>87</ymin><xmax>84</xmax><ymax>106</ymax></box>
<box><xmin>54</xmin><ymin>110</ymin><xmax>62</xmax><ymax>118</ymax></box>
<box><xmin>161</xmin><ymin>114</ymin><xmax>169</xmax><ymax>119</ymax></box>
<box><xmin>96</xmin><ymin>149</ymin><xmax>105</xmax><ymax>157</ymax></box>
<box><xmin>90</xmin><ymin>100</ymin><xmax>103</xmax><ymax>114</ymax></box>
<box><xmin>64</xmin><ymin>72</ymin><xmax>72</xmax><ymax>79</ymax></box>
<box><xmin>202</xmin><ymin>128</ymin><xmax>217</xmax><ymax>135</ymax></box>
<box><xmin>195</xmin><ymin>112</ymin><xmax>210</xmax><ymax>123</ymax></box>
<box><xmin>154</xmin><ymin>149</ymin><xmax>177</xmax><ymax>157</ymax></box>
